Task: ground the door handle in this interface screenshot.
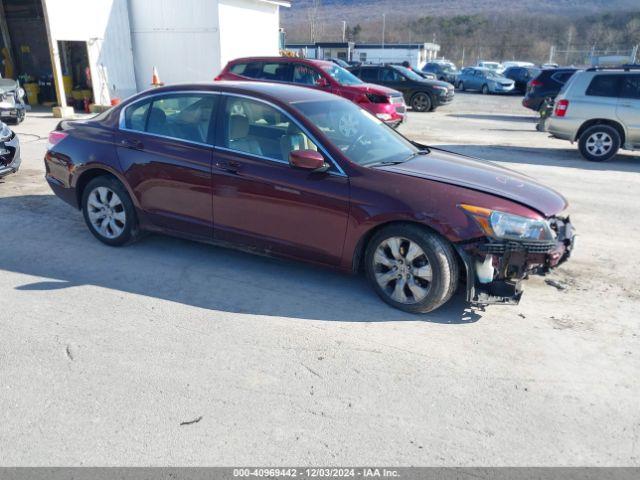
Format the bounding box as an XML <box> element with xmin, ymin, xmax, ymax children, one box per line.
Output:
<box><xmin>120</xmin><ymin>138</ymin><xmax>143</xmax><ymax>150</ymax></box>
<box><xmin>216</xmin><ymin>160</ymin><xmax>241</xmax><ymax>173</ymax></box>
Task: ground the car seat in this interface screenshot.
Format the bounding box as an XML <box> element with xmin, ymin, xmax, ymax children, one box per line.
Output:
<box><xmin>228</xmin><ymin>114</ymin><xmax>262</xmax><ymax>156</ymax></box>
<box><xmin>280</xmin><ymin>124</ymin><xmax>317</xmax><ymax>162</ymax></box>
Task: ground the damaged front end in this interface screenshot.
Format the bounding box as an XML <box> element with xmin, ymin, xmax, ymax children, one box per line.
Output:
<box><xmin>456</xmin><ymin>205</ymin><xmax>575</xmax><ymax>305</ymax></box>
<box><xmin>0</xmin><ymin>122</ymin><xmax>21</xmax><ymax>178</ymax></box>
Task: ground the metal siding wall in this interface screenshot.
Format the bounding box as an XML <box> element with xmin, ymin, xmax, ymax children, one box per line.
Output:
<box><xmin>128</xmin><ymin>0</ymin><xmax>221</xmax><ymax>90</ymax></box>
<box><xmin>217</xmin><ymin>0</ymin><xmax>280</xmax><ymax>73</ymax></box>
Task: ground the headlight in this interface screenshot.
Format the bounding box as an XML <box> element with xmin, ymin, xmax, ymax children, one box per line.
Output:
<box><xmin>460</xmin><ymin>204</ymin><xmax>554</xmax><ymax>242</ymax></box>
<box><xmin>432</xmin><ymin>85</ymin><xmax>448</xmax><ymax>94</ymax></box>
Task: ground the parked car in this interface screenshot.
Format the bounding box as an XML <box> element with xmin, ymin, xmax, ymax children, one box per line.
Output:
<box><xmin>0</xmin><ymin>76</ymin><xmax>27</xmax><ymax>124</ymax></box>
<box><xmin>476</xmin><ymin>61</ymin><xmax>504</xmax><ymax>73</ymax></box>
<box><xmin>0</xmin><ymin>121</ymin><xmax>21</xmax><ymax>178</ymax></box>
<box><xmin>522</xmin><ymin>68</ymin><xmax>577</xmax><ymax>111</ymax></box>
<box><xmin>393</xmin><ymin>62</ymin><xmax>436</xmax><ymax>80</ymax></box>
<box><xmin>546</xmin><ymin>66</ymin><xmax>640</xmax><ymax>161</ymax></box>
<box><xmin>422</xmin><ymin>62</ymin><xmax>458</xmax><ymax>84</ymax></box>
<box><xmin>503</xmin><ymin>65</ymin><xmax>541</xmax><ymax>93</ymax></box>
<box><xmin>456</xmin><ymin>67</ymin><xmax>515</xmax><ymax>94</ymax></box>
<box><xmin>349</xmin><ymin>64</ymin><xmax>454</xmax><ymax>112</ymax></box>
<box><xmin>216</xmin><ymin>57</ymin><xmax>406</xmax><ymax>128</ymax></box>
<box><xmin>44</xmin><ymin>82</ymin><xmax>574</xmax><ymax>313</ymax></box>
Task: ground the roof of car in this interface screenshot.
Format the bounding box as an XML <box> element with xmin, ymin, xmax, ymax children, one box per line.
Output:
<box><xmin>134</xmin><ymin>81</ymin><xmax>346</xmax><ymax>106</ymax></box>
<box><xmin>227</xmin><ymin>56</ymin><xmax>335</xmax><ymax>69</ymax></box>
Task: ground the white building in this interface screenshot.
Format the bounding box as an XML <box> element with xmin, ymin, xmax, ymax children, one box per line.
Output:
<box><xmin>0</xmin><ymin>0</ymin><xmax>289</xmax><ymax>116</ymax></box>
<box><xmin>285</xmin><ymin>42</ymin><xmax>441</xmax><ymax>70</ymax></box>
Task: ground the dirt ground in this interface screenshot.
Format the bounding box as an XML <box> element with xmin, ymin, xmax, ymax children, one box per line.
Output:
<box><xmin>0</xmin><ymin>93</ymin><xmax>638</xmax><ymax>466</ymax></box>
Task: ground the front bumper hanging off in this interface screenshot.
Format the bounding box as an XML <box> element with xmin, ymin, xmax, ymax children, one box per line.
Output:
<box><xmin>0</xmin><ymin>128</ymin><xmax>21</xmax><ymax>177</ymax></box>
<box><xmin>456</xmin><ymin>216</ymin><xmax>575</xmax><ymax>306</ymax></box>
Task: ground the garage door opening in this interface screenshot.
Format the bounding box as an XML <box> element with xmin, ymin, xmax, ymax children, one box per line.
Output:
<box><xmin>58</xmin><ymin>40</ymin><xmax>93</xmax><ymax>112</ymax></box>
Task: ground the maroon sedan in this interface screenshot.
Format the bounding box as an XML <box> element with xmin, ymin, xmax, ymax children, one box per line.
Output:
<box><xmin>44</xmin><ymin>81</ymin><xmax>574</xmax><ymax>313</ymax></box>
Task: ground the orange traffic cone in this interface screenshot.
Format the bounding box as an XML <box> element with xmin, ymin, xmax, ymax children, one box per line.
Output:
<box><xmin>151</xmin><ymin>67</ymin><xmax>164</xmax><ymax>87</ymax></box>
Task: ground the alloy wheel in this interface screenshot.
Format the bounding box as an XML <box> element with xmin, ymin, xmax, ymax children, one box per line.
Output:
<box><xmin>373</xmin><ymin>236</ymin><xmax>433</xmax><ymax>304</ymax></box>
<box><xmin>86</xmin><ymin>186</ymin><xmax>127</xmax><ymax>239</ymax></box>
<box><xmin>585</xmin><ymin>131</ymin><xmax>613</xmax><ymax>157</ymax></box>
<box><xmin>412</xmin><ymin>93</ymin><xmax>430</xmax><ymax>112</ymax></box>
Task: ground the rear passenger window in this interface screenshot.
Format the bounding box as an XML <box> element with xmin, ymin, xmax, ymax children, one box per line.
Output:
<box><xmin>586</xmin><ymin>75</ymin><xmax>620</xmax><ymax>98</ymax></box>
<box><xmin>361</xmin><ymin>68</ymin><xmax>379</xmax><ymax>82</ymax></box>
<box><xmin>260</xmin><ymin>63</ymin><xmax>292</xmax><ymax>82</ymax></box>
<box><xmin>145</xmin><ymin>94</ymin><xmax>217</xmax><ymax>144</ymax></box>
<box><xmin>620</xmin><ymin>75</ymin><xmax>640</xmax><ymax>99</ymax></box>
<box><xmin>124</xmin><ymin>101</ymin><xmax>150</xmax><ymax>131</ymax></box>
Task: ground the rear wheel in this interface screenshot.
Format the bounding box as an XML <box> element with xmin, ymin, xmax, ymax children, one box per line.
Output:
<box><xmin>81</xmin><ymin>176</ymin><xmax>138</xmax><ymax>246</ymax></box>
<box><xmin>482</xmin><ymin>84</ymin><xmax>490</xmax><ymax>95</ymax></box>
<box><xmin>411</xmin><ymin>92</ymin><xmax>432</xmax><ymax>112</ymax></box>
<box><xmin>364</xmin><ymin>224</ymin><xmax>459</xmax><ymax>314</ymax></box>
<box><xmin>578</xmin><ymin>124</ymin><xmax>620</xmax><ymax>162</ymax></box>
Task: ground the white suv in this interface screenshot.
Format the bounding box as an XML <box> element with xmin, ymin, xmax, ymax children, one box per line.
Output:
<box><xmin>546</xmin><ymin>66</ymin><xmax>640</xmax><ymax>161</ymax></box>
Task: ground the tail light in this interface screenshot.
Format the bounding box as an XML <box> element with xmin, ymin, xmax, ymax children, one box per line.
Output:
<box><xmin>47</xmin><ymin>131</ymin><xmax>68</xmax><ymax>150</ymax></box>
<box><xmin>365</xmin><ymin>93</ymin><xmax>390</xmax><ymax>104</ymax></box>
<box><xmin>214</xmin><ymin>74</ymin><xmax>222</xmax><ymax>81</ymax></box>
<box><xmin>554</xmin><ymin>99</ymin><xmax>569</xmax><ymax>117</ymax></box>
<box><xmin>530</xmin><ymin>79</ymin><xmax>542</xmax><ymax>88</ymax></box>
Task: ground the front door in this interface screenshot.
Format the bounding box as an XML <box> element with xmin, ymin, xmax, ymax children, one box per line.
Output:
<box><xmin>618</xmin><ymin>74</ymin><xmax>640</xmax><ymax>148</ymax></box>
<box><xmin>212</xmin><ymin>94</ymin><xmax>350</xmax><ymax>266</ymax></box>
<box><xmin>116</xmin><ymin>92</ymin><xmax>218</xmax><ymax>238</ymax></box>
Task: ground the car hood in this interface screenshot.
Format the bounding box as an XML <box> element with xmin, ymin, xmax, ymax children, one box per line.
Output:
<box><xmin>0</xmin><ymin>79</ymin><xmax>18</xmax><ymax>94</ymax></box>
<box><xmin>378</xmin><ymin>148</ymin><xmax>568</xmax><ymax>217</ymax></box>
<box><xmin>418</xmin><ymin>79</ymin><xmax>452</xmax><ymax>88</ymax></box>
<box><xmin>355</xmin><ymin>83</ymin><xmax>403</xmax><ymax>96</ymax></box>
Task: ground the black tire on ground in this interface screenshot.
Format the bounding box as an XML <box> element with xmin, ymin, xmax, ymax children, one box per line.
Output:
<box><xmin>81</xmin><ymin>175</ymin><xmax>139</xmax><ymax>247</ymax></box>
<box><xmin>364</xmin><ymin>224</ymin><xmax>459</xmax><ymax>314</ymax></box>
<box><xmin>482</xmin><ymin>84</ymin><xmax>490</xmax><ymax>95</ymax></box>
<box><xmin>578</xmin><ymin>124</ymin><xmax>621</xmax><ymax>162</ymax></box>
<box><xmin>411</xmin><ymin>92</ymin><xmax>432</xmax><ymax>112</ymax></box>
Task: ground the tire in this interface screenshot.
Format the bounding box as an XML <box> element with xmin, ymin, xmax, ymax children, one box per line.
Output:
<box><xmin>578</xmin><ymin>124</ymin><xmax>620</xmax><ymax>162</ymax></box>
<box><xmin>81</xmin><ymin>175</ymin><xmax>139</xmax><ymax>246</ymax></box>
<box><xmin>364</xmin><ymin>224</ymin><xmax>459</xmax><ymax>314</ymax></box>
<box><xmin>482</xmin><ymin>84</ymin><xmax>490</xmax><ymax>95</ymax></box>
<box><xmin>411</xmin><ymin>92</ymin><xmax>432</xmax><ymax>112</ymax></box>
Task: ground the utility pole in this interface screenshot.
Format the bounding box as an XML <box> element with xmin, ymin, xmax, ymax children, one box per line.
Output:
<box><xmin>342</xmin><ymin>20</ymin><xmax>346</xmax><ymax>42</ymax></box>
<box><xmin>382</xmin><ymin>13</ymin><xmax>386</xmax><ymax>49</ymax></box>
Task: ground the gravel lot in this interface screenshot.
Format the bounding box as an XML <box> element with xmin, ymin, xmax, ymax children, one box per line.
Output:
<box><xmin>1</xmin><ymin>93</ymin><xmax>638</xmax><ymax>466</ymax></box>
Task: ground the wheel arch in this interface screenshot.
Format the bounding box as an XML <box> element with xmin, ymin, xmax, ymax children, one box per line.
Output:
<box><xmin>575</xmin><ymin>118</ymin><xmax>626</xmax><ymax>145</ymax></box>
<box><xmin>351</xmin><ymin>220</ymin><xmax>463</xmax><ymax>275</ymax></box>
<box><xmin>74</xmin><ymin>167</ymin><xmax>138</xmax><ymax>211</ymax></box>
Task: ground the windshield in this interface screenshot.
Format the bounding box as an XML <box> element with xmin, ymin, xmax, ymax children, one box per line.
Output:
<box><xmin>395</xmin><ymin>66</ymin><xmax>424</xmax><ymax>82</ymax></box>
<box><xmin>292</xmin><ymin>99</ymin><xmax>419</xmax><ymax>166</ymax></box>
<box><xmin>482</xmin><ymin>63</ymin><xmax>500</xmax><ymax>70</ymax></box>
<box><xmin>320</xmin><ymin>64</ymin><xmax>363</xmax><ymax>86</ymax></box>
<box><xmin>486</xmin><ymin>71</ymin><xmax>503</xmax><ymax>79</ymax></box>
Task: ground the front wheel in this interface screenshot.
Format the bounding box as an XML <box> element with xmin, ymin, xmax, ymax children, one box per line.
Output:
<box><xmin>365</xmin><ymin>224</ymin><xmax>459</xmax><ymax>313</ymax></box>
<box><xmin>578</xmin><ymin>125</ymin><xmax>620</xmax><ymax>162</ymax></box>
<box><xmin>482</xmin><ymin>84</ymin><xmax>490</xmax><ymax>95</ymax></box>
<box><xmin>82</xmin><ymin>175</ymin><xmax>139</xmax><ymax>246</ymax></box>
<box><xmin>411</xmin><ymin>92</ymin><xmax>432</xmax><ymax>112</ymax></box>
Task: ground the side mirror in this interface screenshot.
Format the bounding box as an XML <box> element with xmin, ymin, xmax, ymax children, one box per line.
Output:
<box><xmin>289</xmin><ymin>149</ymin><xmax>328</xmax><ymax>172</ymax></box>
<box><xmin>315</xmin><ymin>77</ymin><xmax>330</xmax><ymax>88</ymax></box>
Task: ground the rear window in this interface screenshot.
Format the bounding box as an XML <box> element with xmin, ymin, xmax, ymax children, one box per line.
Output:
<box><xmin>586</xmin><ymin>75</ymin><xmax>620</xmax><ymax>98</ymax></box>
<box><xmin>230</xmin><ymin>63</ymin><xmax>248</xmax><ymax>75</ymax></box>
<box><xmin>551</xmin><ymin>71</ymin><xmax>575</xmax><ymax>84</ymax></box>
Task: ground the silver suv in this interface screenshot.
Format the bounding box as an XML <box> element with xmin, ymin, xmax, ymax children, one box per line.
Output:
<box><xmin>546</xmin><ymin>67</ymin><xmax>640</xmax><ymax>161</ymax></box>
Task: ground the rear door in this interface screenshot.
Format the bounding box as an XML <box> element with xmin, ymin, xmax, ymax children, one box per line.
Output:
<box><xmin>380</xmin><ymin>67</ymin><xmax>410</xmax><ymax>97</ymax></box>
<box><xmin>618</xmin><ymin>74</ymin><xmax>640</xmax><ymax>147</ymax></box>
<box><xmin>116</xmin><ymin>92</ymin><xmax>218</xmax><ymax>238</ymax></box>
<box><xmin>211</xmin><ymin>94</ymin><xmax>350</xmax><ymax>266</ymax></box>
